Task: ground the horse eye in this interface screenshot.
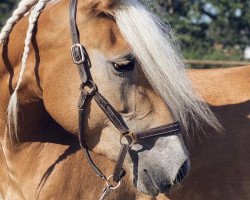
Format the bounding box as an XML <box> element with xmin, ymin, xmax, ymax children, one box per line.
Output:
<box><xmin>113</xmin><ymin>58</ymin><xmax>135</xmax><ymax>72</ymax></box>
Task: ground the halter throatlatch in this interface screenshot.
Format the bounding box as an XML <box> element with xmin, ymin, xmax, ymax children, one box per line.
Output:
<box><xmin>69</xmin><ymin>0</ymin><xmax>181</xmax><ymax>198</ymax></box>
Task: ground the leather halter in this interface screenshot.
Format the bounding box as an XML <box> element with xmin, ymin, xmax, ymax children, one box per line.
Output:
<box><xmin>69</xmin><ymin>0</ymin><xmax>181</xmax><ymax>186</ymax></box>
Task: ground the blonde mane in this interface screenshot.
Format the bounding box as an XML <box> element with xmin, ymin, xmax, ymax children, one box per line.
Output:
<box><xmin>115</xmin><ymin>0</ymin><xmax>221</xmax><ymax>131</ymax></box>
<box><xmin>1</xmin><ymin>0</ymin><xmax>221</xmax><ymax>137</ymax></box>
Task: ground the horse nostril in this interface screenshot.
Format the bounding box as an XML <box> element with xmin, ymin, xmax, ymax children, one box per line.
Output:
<box><xmin>174</xmin><ymin>160</ymin><xmax>190</xmax><ymax>184</ymax></box>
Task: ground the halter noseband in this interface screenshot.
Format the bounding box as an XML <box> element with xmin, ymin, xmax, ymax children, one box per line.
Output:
<box><xmin>69</xmin><ymin>0</ymin><xmax>181</xmax><ymax>198</ymax></box>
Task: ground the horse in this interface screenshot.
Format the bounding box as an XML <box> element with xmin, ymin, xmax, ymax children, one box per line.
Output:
<box><xmin>0</xmin><ymin>0</ymin><xmax>220</xmax><ymax>199</ymax></box>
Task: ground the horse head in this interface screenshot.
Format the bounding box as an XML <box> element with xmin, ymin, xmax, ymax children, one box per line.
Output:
<box><xmin>1</xmin><ymin>0</ymin><xmax>220</xmax><ymax>197</ymax></box>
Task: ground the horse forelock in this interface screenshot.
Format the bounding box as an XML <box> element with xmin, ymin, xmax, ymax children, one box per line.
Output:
<box><xmin>114</xmin><ymin>0</ymin><xmax>221</xmax><ymax>131</ymax></box>
<box><xmin>4</xmin><ymin>0</ymin><xmax>221</xmax><ymax>138</ymax></box>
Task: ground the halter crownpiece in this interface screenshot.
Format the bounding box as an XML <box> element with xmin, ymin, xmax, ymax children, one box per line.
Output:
<box><xmin>69</xmin><ymin>0</ymin><xmax>181</xmax><ymax>198</ymax></box>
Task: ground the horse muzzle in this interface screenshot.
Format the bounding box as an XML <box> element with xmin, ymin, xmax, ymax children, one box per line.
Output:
<box><xmin>131</xmin><ymin>134</ymin><xmax>190</xmax><ymax>196</ymax></box>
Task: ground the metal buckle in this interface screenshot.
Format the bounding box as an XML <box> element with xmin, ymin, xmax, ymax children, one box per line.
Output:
<box><xmin>71</xmin><ymin>44</ymin><xmax>85</xmax><ymax>64</ymax></box>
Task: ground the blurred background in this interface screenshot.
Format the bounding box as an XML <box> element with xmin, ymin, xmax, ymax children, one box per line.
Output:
<box><xmin>1</xmin><ymin>0</ymin><xmax>250</xmax><ymax>68</ymax></box>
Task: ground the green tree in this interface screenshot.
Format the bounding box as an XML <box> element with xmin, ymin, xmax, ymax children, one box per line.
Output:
<box><xmin>0</xmin><ymin>0</ymin><xmax>17</xmax><ymax>28</ymax></box>
<box><xmin>147</xmin><ymin>0</ymin><xmax>250</xmax><ymax>64</ymax></box>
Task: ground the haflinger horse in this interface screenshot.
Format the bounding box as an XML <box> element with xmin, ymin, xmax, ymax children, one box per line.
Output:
<box><xmin>0</xmin><ymin>0</ymin><xmax>221</xmax><ymax>199</ymax></box>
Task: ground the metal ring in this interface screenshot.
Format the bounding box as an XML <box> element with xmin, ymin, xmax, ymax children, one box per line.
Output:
<box><xmin>120</xmin><ymin>132</ymin><xmax>135</xmax><ymax>147</ymax></box>
<box><xmin>86</xmin><ymin>80</ymin><xmax>97</xmax><ymax>96</ymax></box>
<box><xmin>106</xmin><ymin>175</ymin><xmax>121</xmax><ymax>190</ymax></box>
<box><xmin>80</xmin><ymin>80</ymin><xmax>97</xmax><ymax>96</ymax></box>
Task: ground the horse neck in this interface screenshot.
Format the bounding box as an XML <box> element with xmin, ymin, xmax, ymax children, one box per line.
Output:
<box><xmin>0</xmin><ymin>0</ymin><xmax>93</xmax><ymax>145</ymax></box>
<box><xmin>0</xmin><ymin>0</ymin><xmax>69</xmax><ymax>137</ymax></box>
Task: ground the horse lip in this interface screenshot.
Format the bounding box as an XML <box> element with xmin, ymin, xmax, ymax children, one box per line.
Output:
<box><xmin>135</xmin><ymin>170</ymin><xmax>159</xmax><ymax>196</ymax></box>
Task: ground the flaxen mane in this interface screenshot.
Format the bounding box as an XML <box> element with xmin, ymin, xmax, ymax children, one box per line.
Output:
<box><xmin>0</xmin><ymin>0</ymin><xmax>221</xmax><ymax>137</ymax></box>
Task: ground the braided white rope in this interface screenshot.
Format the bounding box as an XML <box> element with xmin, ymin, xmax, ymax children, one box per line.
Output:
<box><xmin>7</xmin><ymin>0</ymin><xmax>49</xmax><ymax>137</ymax></box>
<box><xmin>0</xmin><ymin>0</ymin><xmax>39</xmax><ymax>44</ymax></box>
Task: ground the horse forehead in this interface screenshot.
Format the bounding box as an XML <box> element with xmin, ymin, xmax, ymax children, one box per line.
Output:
<box><xmin>82</xmin><ymin>18</ymin><xmax>129</xmax><ymax>55</ymax></box>
<box><xmin>45</xmin><ymin>1</ymin><xmax>128</xmax><ymax>55</ymax></box>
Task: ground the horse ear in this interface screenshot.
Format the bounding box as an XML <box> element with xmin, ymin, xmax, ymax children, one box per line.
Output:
<box><xmin>91</xmin><ymin>0</ymin><xmax>117</xmax><ymax>17</ymax></box>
